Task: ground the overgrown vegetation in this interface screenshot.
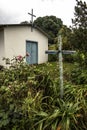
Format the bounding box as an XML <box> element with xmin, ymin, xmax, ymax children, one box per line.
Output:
<box><xmin>0</xmin><ymin>56</ymin><xmax>87</xmax><ymax>130</ymax></box>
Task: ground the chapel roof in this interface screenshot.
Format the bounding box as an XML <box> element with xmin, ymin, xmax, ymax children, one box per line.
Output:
<box><xmin>0</xmin><ymin>23</ymin><xmax>49</xmax><ymax>38</ymax></box>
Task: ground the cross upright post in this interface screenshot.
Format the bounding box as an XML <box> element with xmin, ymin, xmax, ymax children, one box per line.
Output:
<box><xmin>58</xmin><ymin>35</ymin><xmax>63</xmax><ymax>99</ymax></box>
<box><xmin>28</xmin><ymin>9</ymin><xmax>36</xmax><ymax>31</ymax></box>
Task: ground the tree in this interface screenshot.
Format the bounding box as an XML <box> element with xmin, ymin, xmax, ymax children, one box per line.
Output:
<box><xmin>58</xmin><ymin>25</ymin><xmax>73</xmax><ymax>50</ymax></box>
<box><xmin>20</xmin><ymin>21</ymin><xmax>29</xmax><ymax>24</ymax></box>
<box><xmin>71</xmin><ymin>0</ymin><xmax>87</xmax><ymax>66</ymax></box>
<box><xmin>34</xmin><ymin>16</ymin><xmax>63</xmax><ymax>44</ymax></box>
<box><xmin>72</xmin><ymin>0</ymin><xmax>87</xmax><ymax>51</ymax></box>
<box><xmin>72</xmin><ymin>0</ymin><xmax>87</xmax><ymax>29</ymax></box>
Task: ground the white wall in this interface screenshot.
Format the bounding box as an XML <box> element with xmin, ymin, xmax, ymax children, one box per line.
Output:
<box><xmin>0</xmin><ymin>29</ymin><xmax>5</xmax><ymax>65</ymax></box>
<box><xmin>4</xmin><ymin>26</ymin><xmax>48</xmax><ymax>64</ymax></box>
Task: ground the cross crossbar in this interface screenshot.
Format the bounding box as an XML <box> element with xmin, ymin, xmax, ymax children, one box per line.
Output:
<box><xmin>28</xmin><ymin>13</ymin><xmax>36</xmax><ymax>18</ymax></box>
<box><xmin>45</xmin><ymin>50</ymin><xmax>58</xmax><ymax>54</ymax></box>
<box><xmin>62</xmin><ymin>50</ymin><xmax>76</xmax><ymax>54</ymax></box>
<box><xmin>45</xmin><ymin>50</ymin><xmax>76</xmax><ymax>55</ymax></box>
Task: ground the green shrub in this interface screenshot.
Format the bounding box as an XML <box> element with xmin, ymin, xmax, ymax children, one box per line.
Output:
<box><xmin>48</xmin><ymin>54</ymin><xmax>58</xmax><ymax>62</ymax></box>
<box><xmin>0</xmin><ymin>57</ymin><xmax>87</xmax><ymax>130</ymax></box>
<box><xmin>71</xmin><ymin>65</ymin><xmax>87</xmax><ymax>85</ymax></box>
<box><xmin>0</xmin><ymin>57</ymin><xmax>55</xmax><ymax>130</ymax></box>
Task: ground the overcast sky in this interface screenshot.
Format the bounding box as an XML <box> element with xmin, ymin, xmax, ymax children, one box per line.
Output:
<box><xmin>0</xmin><ymin>0</ymin><xmax>86</xmax><ymax>26</ymax></box>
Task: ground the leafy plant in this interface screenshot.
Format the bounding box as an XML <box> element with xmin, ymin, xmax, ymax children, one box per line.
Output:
<box><xmin>0</xmin><ymin>58</ymin><xmax>87</xmax><ymax>130</ymax></box>
<box><xmin>71</xmin><ymin>65</ymin><xmax>87</xmax><ymax>84</ymax></box>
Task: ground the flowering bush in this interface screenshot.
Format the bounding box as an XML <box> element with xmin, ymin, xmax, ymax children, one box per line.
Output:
<box><xmin>3</xmin><ymin>53</ymin><xmax>30</xmax><ymax>66</ymax></box>
<box><xmin>16</xmin><ymin>55</ymin><xmax>23</xmax><ymax>61</ymax></box>
<box><xmin>0</xmin><ymin>58</ymin><xmax>54</xmax><ymax>130</ymax></box>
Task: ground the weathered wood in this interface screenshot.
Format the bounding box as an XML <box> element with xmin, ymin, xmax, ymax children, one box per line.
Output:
<box><xmin>45</xmin><ymin>50</ymin><xmax>76</xmax><ymax>55</ymax></box>
<box><xmin>45</xmin><ymin>50</ymin><xmax>58</xmax><ymax>54</ymax></box>
<box><xmin>62</xmin><ymin>50</ymin><xmax>76</xmax><ymax>54</ymax></box>
<box><xmin>58</xmin><ymin>35</ymin><xmax>63</xmax><ymax>99</ymax></box>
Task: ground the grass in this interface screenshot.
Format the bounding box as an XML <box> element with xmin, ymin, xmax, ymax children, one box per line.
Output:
<box><xmin>36</xmin><ymin>61</ymin><xmax>74</xmax><ymax>81</ymax></box>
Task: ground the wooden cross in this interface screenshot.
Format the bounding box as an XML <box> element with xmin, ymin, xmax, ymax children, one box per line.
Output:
<box><xmin>28</xmin><ymin>9</ymin><xmax>36</xmax><ymax>31</ymax></box>
<box><xmin>45</xmin><ymin>35</ymin><xmax>76</xmax><ymax>99</ymax></box>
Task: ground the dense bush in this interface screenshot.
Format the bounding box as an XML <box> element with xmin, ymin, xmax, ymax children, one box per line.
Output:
<box><xmin>48</xmin><ymin>54</ymin><xmax>58</xmax><ymax>62</ymax></box>
<box><xmin>71</xmin><ymin>64</ymin><xmax>87</xmax><ymax>85</ymax></box>
<box><xmin>0</xmin><ymin>57</ymin><xmax>54</xmax><ymax>130</ymax></box>
<box><xmin>0</xmin><ymin>58</ymin><xmax>87</xmax><ymax>130</ymax></box>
